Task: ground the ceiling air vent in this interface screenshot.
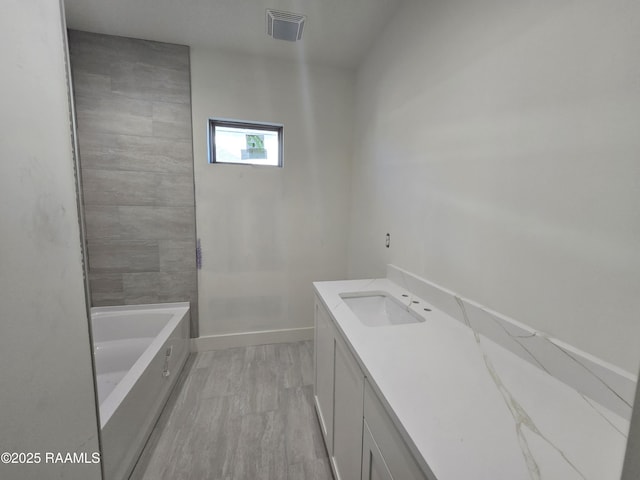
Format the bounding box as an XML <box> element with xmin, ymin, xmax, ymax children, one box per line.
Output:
<box><xmin>266</xmin><ymin>9</ymin><xmax>306</xmax><ymax>42</ymax></box>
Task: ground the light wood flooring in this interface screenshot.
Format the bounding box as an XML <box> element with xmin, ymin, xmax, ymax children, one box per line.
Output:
<box><xmin>130</xmin><ymin>341</ymin><xmax>334</xmax><ymax>480</ymax></box>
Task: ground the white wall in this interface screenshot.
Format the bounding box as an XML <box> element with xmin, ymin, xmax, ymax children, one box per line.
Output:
<box><xmin>0</xmin><ymin>2</ymin><xmax>101</xmax><ymax>479</ymax></box>
<box><xmin>191</xmin><ymin>48</ymin><xmax>353</xmax><ymax>338</ymax></box>
<box><xmin>349</xmin><ymin>0</ymin><xmax>640</xmax><ymax>372</ymax></box>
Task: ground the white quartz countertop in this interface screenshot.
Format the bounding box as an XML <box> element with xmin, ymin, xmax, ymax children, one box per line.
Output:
<box><xmin>313</xmin><ymin>277</ymin><xmax>629</xmax><ymax>480</ymax></box>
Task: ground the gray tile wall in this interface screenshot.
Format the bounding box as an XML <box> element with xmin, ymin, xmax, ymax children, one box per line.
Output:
<box><xmin>69</xmin><ymin>30</ymin><xmax>198</xmax><ymax>336</ymax></box>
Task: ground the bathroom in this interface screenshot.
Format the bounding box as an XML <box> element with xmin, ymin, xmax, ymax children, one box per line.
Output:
<box><xmin>1</xmin><ymin>0</ymin><xmax>639</xmax><ymax>479</ymax></box>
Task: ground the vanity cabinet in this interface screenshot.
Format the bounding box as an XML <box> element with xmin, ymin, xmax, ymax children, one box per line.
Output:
<box><xmin>332</xmin><ymin>333</ymin><xmax>365</xmax><ymax>480</ymax></box>
<box><xmin>314</xmin><ymin>299</ymin><xmax>335</xmax><ymax>452</ymax></box>
<box><xmin>314</xmin><ymin>297</ymin><xmax>365</xmax><ymax>480</ymax></box>
<box><xmin>363</xmin><ymin>381</ymin><xmax>432</xmax><ymax>480</ymax></box>
<box><xmin>314</xmin><ymin>295</ymin><xmax>430</xmax><ymax>480</ymax></box>
<box><xmin>362</xmin><ymin>421</ymin><xmax>394</xmax><ymax>480</ymax></box>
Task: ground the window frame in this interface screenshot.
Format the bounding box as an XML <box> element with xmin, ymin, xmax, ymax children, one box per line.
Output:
<box><xmin>208</xmin><ymin>118</ymin><xmax>284</xmax><ymax>167</ymax></box>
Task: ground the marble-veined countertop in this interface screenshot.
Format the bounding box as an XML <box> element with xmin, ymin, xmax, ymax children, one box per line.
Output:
<box><xmin>314</xmin><ymin>276</ymin><xmax>630</xmax><ymax>480</ymax></box>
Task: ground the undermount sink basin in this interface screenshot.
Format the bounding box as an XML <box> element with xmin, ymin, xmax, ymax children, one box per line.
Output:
<box><xmin>340</xmin><ymin>292</ymin><xmax>425</xmax><ymax>327</ymax></box>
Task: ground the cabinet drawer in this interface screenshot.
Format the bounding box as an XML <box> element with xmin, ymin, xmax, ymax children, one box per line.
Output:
<box><xmin>363</xmin><ymin>380</ymin><xmax>433</xmax><ymax>480</ymax></box>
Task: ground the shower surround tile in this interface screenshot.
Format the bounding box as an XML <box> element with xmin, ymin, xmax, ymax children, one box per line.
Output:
<box><xmin>110</xmin><ymin>62</ymin><xmax>159</xmax><ymax>101</ymax></box>
<box><xmin>122</xmin><ymin>271</ymin><xmax>197</xmax><ymax>304</ymax></box>
<box><xmin>89</xmin><ymin>273</ymin><xmax>125</xmax><ymax>306</ymax></box>
<box><xmin>70</xmin><ymin>30</ymin><xmax>198</xmax><ymax>336</ymax></box>
<box><xmin>81</xmin><ymin>169</ymin><xmax>195</xmax><ymax>207</ymax></box>
<box><xmin>74</xmin><ymin>92</ymin><xmax>154</xmax><ymax>136</ymax></box>
<box><xmin>116</xmin><ymin>206</ymin><xmax>196</xmax><ymax>241</ymax></box>
<box><xmin>152</xmin><ymin>102</ymin><xmax>192</xmax><ymax>139</ymax></box>
<box><xmin>87</xmin><ymin>240</ymin><xmax>160</xmax><ymax>273</ymax></box>
<box><xmin>149</xmin><ymin>67</ymin><xmax>192</xmax><ymax>104</ymax></box>
<box><xmin>110</xmin><ymin>61</ymin><xmax>191</xmax><ymax>105</ymax></box>
<box><xmin>77</xmin><ymin>132</ymin><xmax>193</xmax><ymax>174</ymax></box>
<box><xmin>70</xmin><ymin>71</ymin><xmax>111</xmax><ymax>96</ymax></box>
<box><xmin>158</xmin><ymin>241</ymin><xmax>197</xmax><ymax>272</ymax></box>
<box><xmin>69</xmin><ymin>30</ymin><xmax>189</xmax><ymax>75</ymax></box>
<box><xmin>83</xmin><ymin>205</ymin><xmax>121</xmax><ymax>241</ymax></box>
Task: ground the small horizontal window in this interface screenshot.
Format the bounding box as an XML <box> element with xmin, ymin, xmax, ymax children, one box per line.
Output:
<box><xmin>208</xmin><ymin>119</ymin><xmax>283</xmax><ymax>167</ymax></box>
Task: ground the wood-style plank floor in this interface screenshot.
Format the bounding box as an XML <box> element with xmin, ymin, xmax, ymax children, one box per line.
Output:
<box><xmin>130</xmin><ymin>341</ymin><xmax>334</xmax><ymax>480</ymax></box>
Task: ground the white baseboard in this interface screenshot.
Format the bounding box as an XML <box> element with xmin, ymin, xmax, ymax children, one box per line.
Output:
<box><xmin>191</xmin><ymin>327</ymin><xmax>314</xmax><ymax>352</ymax></box>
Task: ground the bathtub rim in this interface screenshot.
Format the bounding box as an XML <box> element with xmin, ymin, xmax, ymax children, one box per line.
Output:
<box><xmin>92</xmin><ymin>302</ymin><xmax>190</xmax><ymax>429</ymax></box>
<box><xmin>92</xmin><ymin>301</ymin><xmax>190</xmax><ymax>317</ymax></box>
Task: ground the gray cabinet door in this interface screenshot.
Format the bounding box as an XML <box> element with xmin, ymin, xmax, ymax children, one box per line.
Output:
<box><xmin>314</xmin><ymin>298</ymin><xmax>335</xmax><ymax>454</ymax></box>
<box><xmin>362</xmin><ymin>421</ymin><xmax>394</xmax><ymax>480</ymax></box>
<box><xmin>363</xmin><ymin>380</ymin><xmax>432</xmax><ymax>480</ymax></box>
<box><xmin>332</xmin><ymin>338</ymin><xmax>365</xmax><ymax>480</ymax></box>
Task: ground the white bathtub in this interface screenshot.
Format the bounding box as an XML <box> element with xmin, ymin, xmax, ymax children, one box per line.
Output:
<box><xmin>91</xmin><ymin>302</ymin><xmax>190</xmax><ymax>480</ymax></box>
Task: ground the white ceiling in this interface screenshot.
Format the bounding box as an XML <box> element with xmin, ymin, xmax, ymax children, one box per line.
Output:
<box><xmin>64</xmin><ymin>0</ymin><xmax>404</xmax><ymax>69</ymax></box>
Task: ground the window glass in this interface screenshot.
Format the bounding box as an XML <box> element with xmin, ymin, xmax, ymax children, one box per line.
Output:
<box><xmin>209</xmin><ymin>119</ymin><xmax>283</xmax><ymax>167</ymax></box>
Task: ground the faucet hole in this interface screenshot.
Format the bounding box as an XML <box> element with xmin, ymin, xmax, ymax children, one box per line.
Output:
<box><xmin>401</xmin><ymin>294</ymin><xmax>409</xmax><ymax>297</ymax></box>
<box><xmin>412</xmin><ymin>300</ymin><xmax>419</xmax><ymax>304</ymax></box>
<box><xmin>423</xmin><ymin>308</ymin><xmax>431</xmax><ymax>312</ymax></box>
